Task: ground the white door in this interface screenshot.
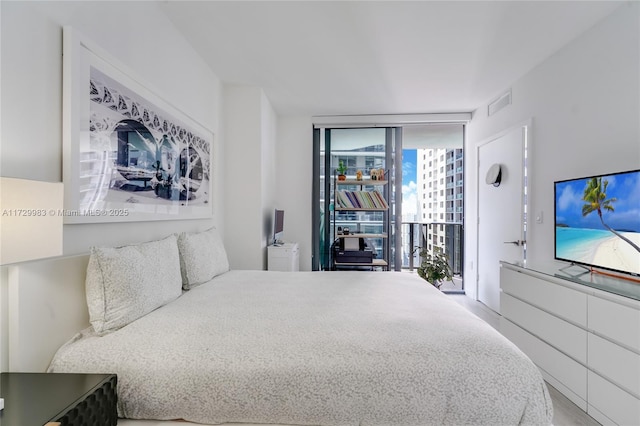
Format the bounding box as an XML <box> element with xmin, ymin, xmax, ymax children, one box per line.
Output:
<box><xmin>477</xmin><ymin>124</ymin><xmax>528</xmax><ymax>313</ymax></box>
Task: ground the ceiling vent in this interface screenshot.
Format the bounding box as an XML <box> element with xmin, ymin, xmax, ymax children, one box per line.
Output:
<box><xmin>487</xmin><ymin>89</ymin><xmax>512</xmax><ymax>117</ymax></box>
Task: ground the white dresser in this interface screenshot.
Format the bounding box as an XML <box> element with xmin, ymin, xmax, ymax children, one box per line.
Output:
<box><xmin>267</xmin><ymin>242</ymin><xmax>300</xmax><ymax>271</ymax></box>
<box><xmin>500</xmin><ymin>261</ymin><xmax>640</xmax><ymax>426</ymax></box>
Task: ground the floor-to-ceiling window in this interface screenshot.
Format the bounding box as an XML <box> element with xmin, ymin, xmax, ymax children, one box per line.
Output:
<box><xmin>312</xmin><ymin>119</ymin><xmax>466</xmax><ymax>292</ymax></box>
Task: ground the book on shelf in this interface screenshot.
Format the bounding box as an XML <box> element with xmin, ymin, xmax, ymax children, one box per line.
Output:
<box><xmin>336</xmin><ymin>190</ymin><xmax>388</xmax><ymax>209</ymax></box>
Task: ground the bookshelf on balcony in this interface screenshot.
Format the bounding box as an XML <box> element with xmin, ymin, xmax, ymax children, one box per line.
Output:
<box><xmin>332</xmin><ymin>175</ymin><xmax>389</xmax><ymax>270</ymax></box>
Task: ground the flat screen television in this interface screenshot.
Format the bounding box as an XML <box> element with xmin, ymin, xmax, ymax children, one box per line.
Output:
<box><xmin>273</xmin><ymin>209</ymin><xmax>284</xmax><ymax>245</ymax></box>
<box><xmin>554</xmin><ymin>168</ymin><xmax>640</xmax><ymax>277</ymax></box>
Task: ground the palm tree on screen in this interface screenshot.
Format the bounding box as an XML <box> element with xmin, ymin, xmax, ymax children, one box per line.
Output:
<box><xmin>582</xmin><ymin>177</ymin><xmax>640</xmax><ymax>253</ymax></box>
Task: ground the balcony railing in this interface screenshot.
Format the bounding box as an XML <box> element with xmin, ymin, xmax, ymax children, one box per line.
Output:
<box><xmin>400</xmin><ymin>222</ymin><xmax>464</xmax><ymax>278</ymax></box>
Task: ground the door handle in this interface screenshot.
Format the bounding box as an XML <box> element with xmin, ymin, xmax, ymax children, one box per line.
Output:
<box><xmin>504</xmin><ymin>240</ymin><xmax>525</xmax><ymax>246</ymax></box>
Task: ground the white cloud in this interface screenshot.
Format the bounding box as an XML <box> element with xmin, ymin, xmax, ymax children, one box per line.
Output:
<box><xmin>403</xmin><ymin>160</ymin><xmax>415</xmax><ymax>179</ymax></box>
<box><xmin>558</xmin><ymin>185</ymin><xmax>579</xmax><ymax>212</ymax></box>
<box><xmin>403</xmin><ymin>181</ymin><xmax>417</xmax><ymax>192</ymax></box>
<box><xmin>402</xmin><ymin>181</ymin><xmax>418</xmax><ymax>217</ymax></box>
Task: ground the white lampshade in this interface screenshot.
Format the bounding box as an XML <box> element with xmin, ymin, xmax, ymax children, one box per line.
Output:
<box><xmin>0</xmin><ymin>177</ymin><xmax>64</xmax><ymax>265</ymax></box>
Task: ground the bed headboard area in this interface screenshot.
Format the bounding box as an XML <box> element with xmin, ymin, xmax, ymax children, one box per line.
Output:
<box><xmin>3</xmin><ymin>254</ymin><xmax>90</xmax><ymax>372</ymax></box>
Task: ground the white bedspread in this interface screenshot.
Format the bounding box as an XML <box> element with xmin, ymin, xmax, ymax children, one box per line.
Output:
<box><xmin>49</xmin><ymin>271</ymin><xmax>552</xmax><ymax>425</ymax></box>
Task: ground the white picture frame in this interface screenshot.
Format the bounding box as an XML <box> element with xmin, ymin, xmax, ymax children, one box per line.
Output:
<box><xmin>62</xmin><ymin>26</ymin><xmax>213</xmax><ymax>223</ymax></box>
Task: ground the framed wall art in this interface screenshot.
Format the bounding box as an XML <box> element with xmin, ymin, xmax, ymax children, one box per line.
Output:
<box><xmin>62</xmin><ymin>26</ymin><xmax>214</xmax><ymax>223</ymax></box>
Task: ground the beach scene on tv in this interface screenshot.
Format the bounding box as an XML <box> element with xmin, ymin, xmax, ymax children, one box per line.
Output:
<box><xmin>555</xmin><ymin>170</ymin><xmax>640</xmax><ymax>276</ymax></box>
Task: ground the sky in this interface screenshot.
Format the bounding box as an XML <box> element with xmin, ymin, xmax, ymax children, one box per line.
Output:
<box><xmin>402</xmin><ymin>149</ymin><xmax>418</xmax><ymax>220</ymax></box>
<box><xmin>555</xmin><ymin>170</ymin><xmax>640</xmax><ymax>232</ymax></box>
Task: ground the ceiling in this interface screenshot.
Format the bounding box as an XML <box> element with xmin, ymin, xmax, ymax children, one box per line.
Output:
<box><xmin>160</xmin><ymin>1</ymin><xmax>622</xmax><ymax>117</ymax></box>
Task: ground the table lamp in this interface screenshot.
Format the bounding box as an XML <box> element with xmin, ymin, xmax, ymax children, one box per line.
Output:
<box><xmin>0</xmin><ymin>177</ymin><xmax>64</xmax><ymax>265</ymax></box>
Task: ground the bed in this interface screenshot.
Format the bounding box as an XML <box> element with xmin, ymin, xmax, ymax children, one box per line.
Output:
<box><xmin>46</xmin><ymin>229</ymin><xmax>553</xmax><ymax>425</ymax></box>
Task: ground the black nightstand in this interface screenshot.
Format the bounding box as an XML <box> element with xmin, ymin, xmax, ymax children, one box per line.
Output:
<box><xmin>0</xmin><ymin>372</ymin><xmax>117</xmax><ymax>426</ymax></box>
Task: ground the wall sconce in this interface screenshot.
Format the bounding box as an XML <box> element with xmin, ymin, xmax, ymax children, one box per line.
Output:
<box><xmin>485</xmin><ymin>163</ymin><xmax>502</xmax><ymax>187</ymax></box>
<box><xmin>0</xmin><ymin>177</ymin><xmax>64</xmax><ymax>265</ymax></box>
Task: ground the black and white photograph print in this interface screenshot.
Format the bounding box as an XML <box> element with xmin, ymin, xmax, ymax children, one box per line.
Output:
<box><xmin>85</xmin><ymin>66</ymin><xmax>211</xmax><ymax>212</ymax></box>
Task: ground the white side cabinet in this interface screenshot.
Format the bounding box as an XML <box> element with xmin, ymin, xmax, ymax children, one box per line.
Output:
<box><xmin>268</xmin><ymin>243</ymin><xmax>300</xmax><ymax>271</ymax></box>
<box><xmin>500</xmin><ymin>262</ymin><xmax>640</xmax><ymax>426</ymax></box>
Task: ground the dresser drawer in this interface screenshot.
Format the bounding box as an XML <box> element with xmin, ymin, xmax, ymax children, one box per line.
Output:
<box><xmin>500</xmin><ymin>266</ymin><xmax>587</xmax><ymax>326</ymax></box>
<box><xmin>588</xmin><ymin>371</ymin><xmax>640</xmax><ymax>426</ymax></box>
<box><xmin>502</xmin><ymin>293</ymin><xmax>587</xmax><ymax>363</ymax></box>
<box><xmin>501</xmin><ymin>318</ymin><xmax>587</xmax><ymax>407</ymax></box>
<box><xmin>588</xmin><ymin>333</ymin><xmax>640</xmax><ymax>398</ymax></box>
<box><xmin>588</xmin><ymin>295</ymin><xmax>640</xmax><ymax>352</ymax></box>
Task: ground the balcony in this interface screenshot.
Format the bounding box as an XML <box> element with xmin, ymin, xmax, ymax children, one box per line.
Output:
<box><xmin>400</xmin><ymin>222</ymin><xmax>464</xmax><ymax>291</ymax></box>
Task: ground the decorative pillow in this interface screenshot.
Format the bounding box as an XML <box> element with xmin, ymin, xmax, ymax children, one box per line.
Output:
<box><xmin>177</xmin><ymin>227</ymin><xmax>230</xmax><ymax>290</ymax></box>
<box><xmin>85</xmin><ymin>234</ymin><xmax>183</xmax><ymax>333</ymax></box>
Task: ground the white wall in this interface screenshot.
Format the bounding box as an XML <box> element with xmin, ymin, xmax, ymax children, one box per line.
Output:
<box><xmin>223</xmin><ymin>85</ymin><xmax>278</xmax><ymax>270</ymax></box>
<box><xmin>261</xmin><ymin>91</ymin><xmax>278</xmax><ymax>255</ymax></box>
<box><xmin>276</xmin><ymin>116</ymin><xmax>314</xmax><ymax>271</ymax></box>
<box><xmin>464</xmin><ymin>3</ymin><xmax>639</xmax><ymax>299</ymax></box>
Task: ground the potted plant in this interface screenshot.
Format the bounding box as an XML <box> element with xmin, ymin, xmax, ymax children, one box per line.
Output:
<box><xmin>336</xmin><ymin>160</ymin><xmax>348</xmax><ymax>180</ymax></box>
<box><xmin>414</xmin><ymin>246</ymin><xmax>454</xmax><ymax>289</ymax></box>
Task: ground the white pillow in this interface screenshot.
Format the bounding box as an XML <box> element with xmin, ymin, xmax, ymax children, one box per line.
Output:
<box><xmin>86</xmin><ymin>234</ymin><xmax>183</xmax><ymax>333</ymax></box>
<box><xmin>177</xmin><ymin>227</ymin><xmax>229</xmax><ymax>290</ymax></box>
